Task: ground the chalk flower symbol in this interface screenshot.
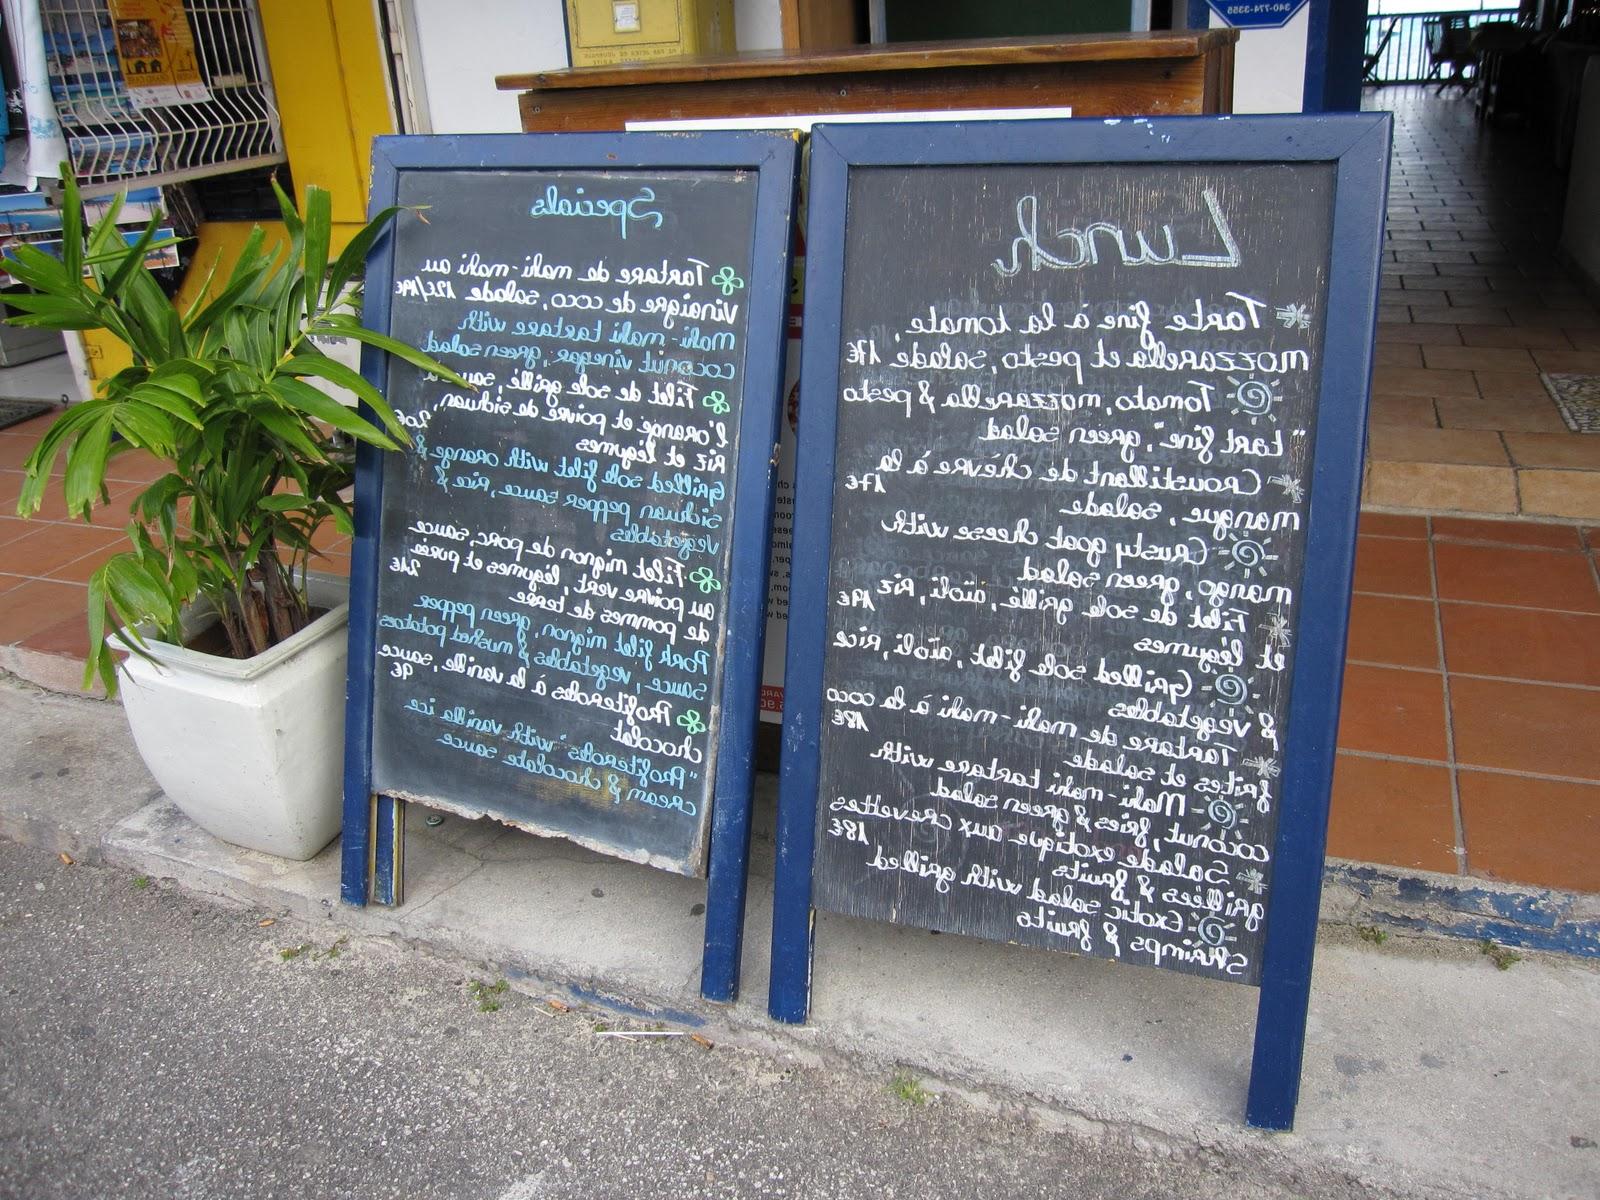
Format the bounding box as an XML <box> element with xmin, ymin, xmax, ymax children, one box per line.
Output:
<box><xmin>689</xmin><ymin>567</ymin><xmax>722</xmax><ymax>594</ymax></box>
<box><xmin>1267</xmin><ymin>472</ymin><xmax>1306</xmax><ymax>504</ymax></box>
<box><xmin>1238</xmin><ymin>867</ymin><xmax>1267</xmax><ymax>896</ymax></box>
<box><xmin>1244</xmin><ymin>754</ymin><xmax>1281</xmax><ymax>781</ymax></box>
<box><xmin>711</xmin><ymin>265</ymin><xmax>745</xmax><ymax>296</ymax></box>
<box><xmin>1275</xmin><ymin>302</ymin><xmax>1312</xmax><ymax>331</ymax></box>
<box><xmin>1264</xmin><ymin>608</ymin><xmax>1293</xmax><ymax>649</ymax></box>
<box><xmin>703</xmin><ymin>390</ymin><xmax>731</xmax><ymax>414</ymax></box>
<box><xmin>677</xmin><ymin>709</ymin><xmax>707</xmax><ymax>735</ymax></box>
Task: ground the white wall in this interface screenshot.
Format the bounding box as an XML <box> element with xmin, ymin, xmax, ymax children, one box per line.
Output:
<box><xmin>405</xmin><ymin>0</ymin><xmax>783</xmax><ymax>132</ymax></box>
<box><xmin>736</xmin><ymin>0</ymin><xmax>783</xmax><ymax>50</ymax></box>
<box><xmin>1211</xmin><ymin>9</ymin><xmax>1309</xmax><ymax>114</ymax></box>
<box><xmin>407</xmin><ymin>0</ymin><xmax>569</xmax><ymax>134</ymax></box>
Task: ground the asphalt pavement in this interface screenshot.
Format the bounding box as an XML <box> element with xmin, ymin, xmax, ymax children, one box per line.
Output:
<box><xmin>0</xmin><ymin>838</ymin><xmax>1389</xmax><ymax>1200</ymax></box>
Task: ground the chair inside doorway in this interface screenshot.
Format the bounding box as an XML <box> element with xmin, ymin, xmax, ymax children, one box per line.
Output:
<box><xmin>1424</xmin><ymin>14</ymin><xmax>1477</xmax><ymax>92</ymax></box>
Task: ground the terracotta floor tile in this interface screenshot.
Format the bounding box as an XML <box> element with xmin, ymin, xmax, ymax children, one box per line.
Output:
<box><xmin>0</xmin><ymin>436</ymin><xmax>42</xmax><ymax>471</ymax></box>
<box><xmin>1353</xmin><ymin>534</ymin><xmax>1434</xmax><ymax>597</ymax></box>
<box><xmin>1358</xmin><ymin>513</ymin><xmax>1428</xmax><ymax>539</ymax></box>
<box><xmin>1450</xmin><ymin>677</ymin><xmax>1600</xmax><ymax>780</ymax></box>
<box><xmin>1364</xmin><ymin>461</ymin><xmax>1518</xmax><ymax>514</ymax></box>
<box><xmin>1367</xmin><ymin>395</ymin><xmax>1438</xmax><ymax>427</ymax></box>
<box><xmin>1453</xmin><ymin>289</ymin><xmax>1540</xmax><ymax>309</ymax></box>
<box><xmin>1430</xmin><ymin>517</ymin><xmax>1586</xmax><ymax>550</ymax></box>
<box><xmin>1441</xmin><ymin>602</ymin><xmax>1600</xmax><ymax>686</ymax></box>
<box><xmin>1374</xmin><ymin>343</ymin><xmax>1423</xmax><ymax>368</ymax></box>
<box><xmin>0</xmin><ymin>414</ymin><xmax>56</xmax><ymax>440</ymax></box>
<box><xmin>1459</xmin><ymin>771</ymin><xmax>1600</xmax><ymax>891</ymax></box>
<box><xmin>1434</xmin><ymin>540</ymin><xmax>1600</xmax><ymax>612</ymax></box>
<box><xmin>1530</xmin><ymin>349</ymin><xmax>1600</xmax><ymax>374</ymax></box>
<box><xmin>1365</xmin><ymin>425</ymin><xmax>1508</xmax><ymax>466</ymax></box>
<box><xmin>1397</xmin><ymin>274</ymin><xmax>1453</xmax><ymax>291</ymax></box>
<box><xmin>23</xmin><ymin>607</ymin><xmax>93</xmax><ymax>658</ymax></box>
<box><xmin>1565</xmin><ymin>330</ymin><xmax>1600</xmax><ymax>351</ymax></box>
<box><xmin>1470</xmin><ymin>370</ymin><xmax>1559</xmax><ymax>401</ymax></box>
<box><xmin>21</xmin><ymin>478</ymin><xmax>141</xmax><ymax>525</ymax></box>
<box><xmin>46</xmin><ymin>540</ymin><xmax>124</xmax><ymax>584</ymax></box>
<box><xmin>1336</xmin><ymin>664</ymin><xmax>1448</xmax><ymax>761</ymax></box>
<box><xmin>1455</xmin><ymin>325</ymin><xmax>1572</xmax><ymax>350</ymax></box>
<box><xmin>1518</xmin><ymin>470</ymin><xmax>1600</xmax><ymax>523</ymax></box>
<box><xmin>1421</xmin><ymin>346</ymin><xmax>1537</xmax><ymax>373</ymax></box>
<box><xmin>1371</xmin><ymin>365</ymin><xmax>1480</xmax><ymax>399</ymax></box>
<box><xmin>1408</xmin><ymin>305</ymin><xmax>1508</xmax><ymax>326</ymax></box>
<box><xmin>1513</xmin><ymin>308</ymin><xmax>1598</xmax><ymax>328</ymax></box>
<box><xmin>1376</xmin><ymin>323</ymin><xmax>1462</xmax><ymax>346</ymax></box>
<box><xmin>1346</xmin><ymin>594</ymin><xmax>1439</xmax><ymax>669</ymax></box>
<box><xmin>0</xmin><ymin>523</ymin><xmax>124</xmax><ymax>578</ymax></box>
<box><xmin>1501</xmin><ymin>433</ymin><xmax>1600</xmax><ymax>470</ymax></box>
<box><xmin>0</xmin><ymin>572</ymin><xmax>26</xmax><ymax>594</ymax></box>
<box><xmin>0</xmin><ymin>516</ymin><xmax>33</xmax><ymax>547</ymax></box>
<box><xmin>315</xmin><ymin>553</ymin><xmax>352</xmax><ymax>579</ymax></box>
<box><xmin>0</xmin><ymin>579</ymin><xmax>90</xmax><ymax>644</ymax></box>
<box><xmin>1327</xmin><ymin>754</ymin><xmax>1457</xmax><ymax>873</ymax></box>
<box><xmin>1394</xmin><ymin>248</ymin><xmax>1475</xmax><ymax>264</ymax></box>
<box><xmin>102</xmin><ymin>449</ymin><xmax>170</xmax><ymax>485</ymax></box>
<box><xmin>1435</xmin><ymin>395</ymin><xmax>1568</xmax><ymax>432</ymax></box>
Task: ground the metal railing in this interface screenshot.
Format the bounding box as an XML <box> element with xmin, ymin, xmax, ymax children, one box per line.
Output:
<box><xmin>1363</xmin><ymin>9</ymin><xmax>1519</xmax><ymax>86</ymax></box>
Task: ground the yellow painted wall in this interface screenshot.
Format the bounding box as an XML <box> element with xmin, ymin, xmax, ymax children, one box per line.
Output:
<box><xmin>258</xmin><ymin>0</ymin><xmax>396</xmax><ymax>224</ymax></box>
<box><xmin>83</xmin><ymin>0</ymin><xmax>394</xmax><ymax>381</ymax></box>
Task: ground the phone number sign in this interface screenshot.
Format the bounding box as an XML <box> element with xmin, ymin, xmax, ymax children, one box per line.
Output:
<box><xmin>1207</xmin><ymin>0</ymin><xmax>1308</xmax><ymax>29</ymax></box>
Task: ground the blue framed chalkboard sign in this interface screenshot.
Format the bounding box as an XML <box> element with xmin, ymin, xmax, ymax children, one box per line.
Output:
<box><xmin>343</xmin><ymin>131</ymin><xmax>799</xmax><ymax>1004</ymax></box>
<box><xmin>769</xmin><ymin>115</ymin><xmax>1390</xmax><ymax>1128</ymax></box>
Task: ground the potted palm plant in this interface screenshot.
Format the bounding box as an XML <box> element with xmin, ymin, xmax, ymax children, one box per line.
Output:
<box><xmin>5</xmin><ymin>169</ymin><xmax>463</xmax><ymax>859</ymax></box>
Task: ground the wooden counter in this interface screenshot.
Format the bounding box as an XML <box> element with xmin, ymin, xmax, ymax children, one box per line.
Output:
<box><xmin>499</xmin><ymin>31</ymin><xmax>1238</xmax><ymax>132</ymax></box>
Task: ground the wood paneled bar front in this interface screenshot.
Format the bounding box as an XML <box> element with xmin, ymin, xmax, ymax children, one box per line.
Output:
<box><xmin>498</xmin><ymin>31</ymin><xmax>1239</xmax><ymax>132</ymax></box>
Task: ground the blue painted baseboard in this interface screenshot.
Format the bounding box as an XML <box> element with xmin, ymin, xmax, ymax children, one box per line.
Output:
<box><xmin>1322</xmin><ymin>859</ymin><xmax>1600</xmax><ymax>958</ymax></box>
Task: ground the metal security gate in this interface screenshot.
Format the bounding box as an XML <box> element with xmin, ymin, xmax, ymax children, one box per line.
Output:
<box><xmin>39</xmin><ymin>0</ymin><xmax>285</xmax><ymax>195</ymax></box>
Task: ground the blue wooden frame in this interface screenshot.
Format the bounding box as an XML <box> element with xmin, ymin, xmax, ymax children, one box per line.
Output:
<box><xmin>341</xmin><ymin>131</ymin><xmax>800</xmax><ymax>1006</ymax></box>
<box><xmin>768</xmin><ymin>114</ymin><xmax>1390</xmax><ymax>1130</ymax></box>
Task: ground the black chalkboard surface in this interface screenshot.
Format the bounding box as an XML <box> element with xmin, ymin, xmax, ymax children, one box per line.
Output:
<box><xmin>772</xmin><ymin>115</ymin><xmax>1391</xmax><ymax>1130</ymax></box>
<box><xmin>807</xmin><ymin>159</ymin><xmax>1334</xmax><ymax>982</ymax></box>
<box><xmin>345</xmin><ymin>135</ymin><xmax>797</xmax><ymax>898</ymax></box>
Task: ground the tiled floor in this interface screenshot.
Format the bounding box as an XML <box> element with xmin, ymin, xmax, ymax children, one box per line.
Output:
<box><xmin>0</xmin><ymin>406</ymin><xmax>351</xmax><ymax>675</ymax></box>
<box><xmin>1330</xmin><ymin>513</ymin><xmax>1600</xmax><ymax>894</ymax></box>
<box><xmin>1363</xmin><ymin>87</ymin><xmax>1600</xmax><ymax>520</ymax></box>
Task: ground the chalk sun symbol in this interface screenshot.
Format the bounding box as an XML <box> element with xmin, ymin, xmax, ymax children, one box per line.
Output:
<box><xmin>1228</xmin><ymin>376</ymin><xmax>1282</xmax><ymax>424</ymax></box>
<box><xmin>1224</xmin><ymin>534</ymin><xmax>1278</xmax><ymax>578</ymax></box>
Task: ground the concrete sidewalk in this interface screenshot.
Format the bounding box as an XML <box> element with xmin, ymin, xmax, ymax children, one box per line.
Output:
<box><xmin>3</xmin><ymin>676</ymin><xmax>1596</xmax><ymax>1200</ymax></box>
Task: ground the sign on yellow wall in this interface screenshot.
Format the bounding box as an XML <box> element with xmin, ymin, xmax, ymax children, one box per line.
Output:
<box><xmin>565</xmin><ymin>0</ymin><xmax>735</xmax><ymax>66</ymax></box>
<box><xmin>109</xmin><ymin>0</ymin><xmax>211</xmax><ymax>108</ymax></box>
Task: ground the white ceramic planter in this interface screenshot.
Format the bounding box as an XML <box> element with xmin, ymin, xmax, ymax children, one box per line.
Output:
<box><xmin>114</xmin><ymin>573</ymin><xmax>350</xmax><ymax>861</ymax></box>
